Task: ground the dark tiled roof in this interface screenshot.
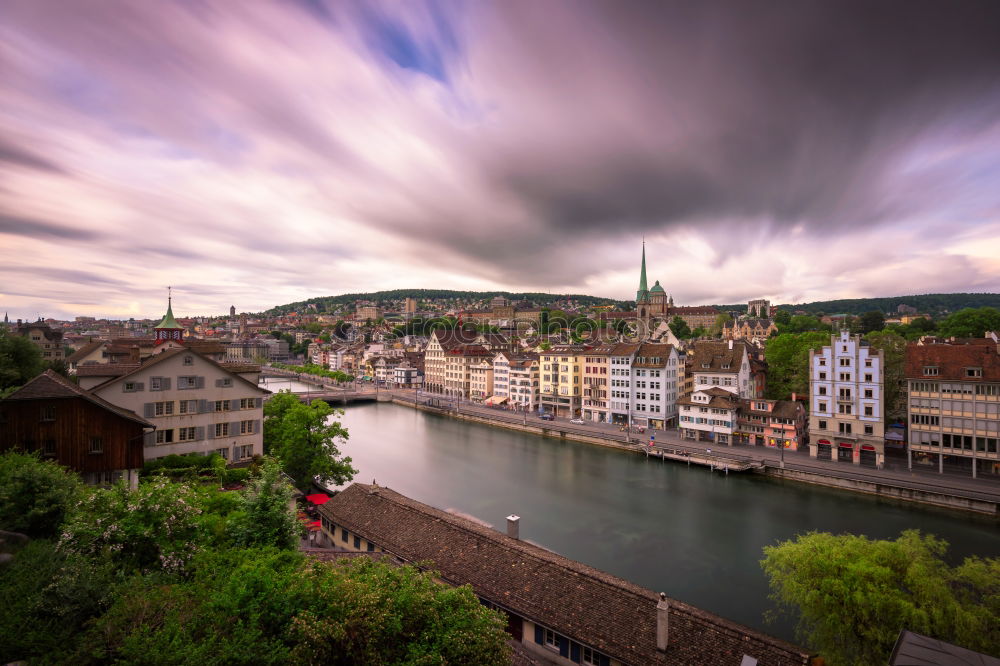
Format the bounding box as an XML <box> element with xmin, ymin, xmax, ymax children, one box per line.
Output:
<box><xmin>905</xmin><ymin>342</ymin><xmax>1000</xmax><ymax>381</ymax></box>
<box><xmin>634</xmin><ymin>343</ymin><xmax>674</xmax><ymax>368</ymax></box>
<box><xmin>76</xmin><ymin>363</ymin><xmax>139</xmax><ymax>378</ymax></box>
<box><xmin>66</xmin><ymin>340</ymin><xmax>104</xmax><ymax>363</ymax></box>
<box><xmin>2</xmin><ymin>370</ymin><xmax>152</xmax><ymax>427</ymax></box>
<box><xmin>612</xmin><ymin>343</ymin><xmax>641</xmax><ymax>356</ymax></box>
<box><xmin>690</xmin><ymin>341</ymin><xmax>748</xmax><ymax>374</ymax></box>
<box><xmin>91</xmin><ymin>347</ymin><xmax>269</xmax><ymax>394</ymax></box>
<box><xmin>677</xmin><ymin>387</ymin><xmax>741</xmax><ymax>410</ymax></box>
<box><xmin>319</xmin><ymin>484</ymin><xmax>810</xmax><ymax>666</ymax></box>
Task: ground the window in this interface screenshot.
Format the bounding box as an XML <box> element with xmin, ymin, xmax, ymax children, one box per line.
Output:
<box><xmin>923</xmin><ymin>366</ymin><xmax>939</xmax><ymax>376</ymax></box>
<box><xmin>864</xmin><ymin>389</ymin><xmax>873</xmax><ymax>399</ymax></box>
<box><xmin>967</xmin><ymin>368</ymin><xmax>983</xmax><ymax>378</ymax></box>
<box><xmin>123</xmin><ymin>381</ymin><xmax>142</xmax><ymax>392</ymax></box>
<box><xmin>215</xmin><ymin>423</ymin><xmax>230</xmax><ymax>437</ymax></box>
<box><xmin>818</xmin><ymin>420</ymin><xmax>827</xmax><ymax>429</ymax></box>
<box><xmin>819</xmin><ymin>358</ymin><xmax>826</xmax><ymax>366</ymax></box>
<box><xmin>178</xmin><ymin>427</ymin><xmax>197</xmax><ymax>442</ymax></box>
<box><xmin>240</xmin><ymin>398</ymin><xmax>257</xmax><ymax>409</ymax></box>
<box><xmin>154</xmin><ymin>401</ymin><xmax>174</xmax><ymax>416</ymax></box>
<box><xmin>839</xmin><ymin>373</ymin><xmax>851</xmax><ymax>381</ymax></box>
<box><xmin>150</xmin><ymin>377</ymin><xmax>162</xmax><ymax>390</ymax></box>
<box><xmin>818</xmin><ymin>386</ymin><xmax>827</xmax><ymax>395</ymax></box>
<box><xmin>178</xmin><ymin>376</ymin><xmax>200</xmax><ymax>390</ymax></box>
<box><xmin>582</xmin><ymin>647</ymin><xmax>602</xmax><ymax>666</ymax></box>
<box><xmin>43</xmin><ymin>439</ymin><xmax>56</xmax><ymax>456</ymax></box>
<box><xmin>88</xmin><ymin>436</ymin><xmax>103</xmax><ymax>453</ymax></box>
<box><xmin>819</xmin><ymin>402</ymin><xmax>828</xmax><ymax>412</ymax></box>
<box><xmin>839</xmin><ymin>423</ymin><xmax>852</xmax><ymax>434</ymax></box>
<box><xmin>865</xmin><ymin>359</ymin><xmax>872</xmax><ymax>367</ymax></box>
<box><xmin>864</xmin><ymin>405</ymin><xmax>873</xmax><ymax>417</ymax></box>
<box><xmin>839</xmin><ymin>358</ymin><xmax>850</xmax><ymax>366</ymax></box>
<box><xmin>155</xmin><ymin>429</ymin><xmax>174</xmax><ymax>444</ymax></box>
<box><xmin>217</xmin><ymin>377</ymin><xmax>233</xmax><ymax>388</ymax></box>
<box><xmin>183</xmin><ymin>356</ymin><xmax>194</xmax><ymax>366</ymax></box>
<box><xmin>864</xmin><ymin>424</ymin><xmax>874</xmax><ymax>435</ymax></box>
<box><xmin>819</xmin><ymin>372</ymin><xmax>827</xmax><ymax>380</ymax></box>
<box><xmin>215</xmin><ymin>400</ymin><xmax>231</xmax><ymax>412</ymax></box>
<box><xmin>179</xmin><ymin>400</ymin><xmax>196</xmax><ymax>414</ymax></box>
<box><xmin>240</xmin><ymin>420</ymin><xmax>254</xmax><ymax>434</ymax></box>
<box><xmin>341</xmin><ymin>528</ymin><xmax>349</xmax><ymax>543</ymax></box>
<box><xmin>41</xmin><ymin>405</ymin><xmax>56</xmax><ymax>422</ymax></box>
<box><xmin>236</xmin><ymin>444</ymin><xmax>253</xmax><ymax>459</ymax></box>
<box><xmin>838</xmin><ymin>404</ymin><xmax>852</xmax><ymax>415</ymax></box>
<box><xmin>544</xmin><ymin>629</ymin><xmax>559</xmax><ymax>650</ymax></box>
<box><xmin>354</xmin><ymin>535</ymin><xmax>361</xmax><ymax>549</ymax></box>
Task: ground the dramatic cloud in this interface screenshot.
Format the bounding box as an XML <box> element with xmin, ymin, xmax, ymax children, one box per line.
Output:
<box><xmin>1</xmin><ymin>0</ymin><xmax>999</xmax><ymax>319</ymax></box>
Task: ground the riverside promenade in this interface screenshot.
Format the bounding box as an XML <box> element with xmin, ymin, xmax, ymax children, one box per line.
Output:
<box><xmin>388</xmin><ymin>390</ymin><xmax>1000</xmax><ymax>517</ymax></box>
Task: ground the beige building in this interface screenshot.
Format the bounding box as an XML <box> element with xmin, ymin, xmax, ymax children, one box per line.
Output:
<box><xmin>16</xmin><ymin>321</ymin><xmax>64</xmax><ymax>362</ymax></box>
<box><xmin>83</xmin><ymin>348</ymin><xmax>268</xmax><ymax>462</ymax></box>
<box><xmin>540</xmin><ymin>345</ymin><xmax>585</xmax><ymax>417</ymax></box>
<box><xmin>469</xmin><ymin>359</ymin><xmax>494</xmax><ymax>401</ymax></box>
<box><xmin>444</xmin><ymin>345</ymin><xmax>492</xmax><ymax>399</ymax></box>
<box><xmin>905</xmin><ymin>338</ymin><xmax>1000</xmax><ymax>478</ymax></box>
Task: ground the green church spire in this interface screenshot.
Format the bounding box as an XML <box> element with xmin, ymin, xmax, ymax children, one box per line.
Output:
<box><xmin>155</xmin><ymin>286</ymin><xmax>181</xmax><ymax>330</ymax></box>
<box><xmin>636</xmin><ymin>241</ymin><xmax>649</xmax><ymax>302</ymax></box>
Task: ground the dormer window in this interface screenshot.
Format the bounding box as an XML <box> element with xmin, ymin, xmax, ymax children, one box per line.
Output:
<box><xmin>923</xmin><ymin>366</ymin><xmax>939</xmax><ymax>376</ymax></box>
<box><xmin>966</xmin><ymin>367</ymin><xmax>983</xmax><ymax>378</ymax></box>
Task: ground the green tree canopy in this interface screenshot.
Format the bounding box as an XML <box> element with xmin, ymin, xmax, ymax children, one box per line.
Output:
<box><xmin>710</xmin><ymin>313</ymin><xmax>733</xmax><ymax>337</ymax></box>
<box><xmin>865</xmin><ymin>330</ymin><xmax>907</xmax><ymax>420</ymax></box>
<box><xmin>669</xmin><ymin>316</ymin><xmax>691</xmax><ymax>339</ymax></box>
<box><xmin>773</xmin><ymin>309</ymin><xmax>792</xmax><ymax>327</ymax></box>
<box><xmin>228</xmin><ymin>457</ymin><xmax>301</xmax><ymax>550</ymax></box>
<box><xmin>762</xmin><ymin>530</ymin><xmax>1000</xmax><ymax>665</ymax></box>
<box><xmin>858</xmin><ymin>310</ymin><xmax>886</xmax><ymax>334</ymax></box>
<box><xmin>0</xmin><ymin>451</ymin><xmax>83</xmax><ymax>539</ymax></box>
<box><xmin>936</xmin><ymin>307</ymin><xmax>1000</xmax><ymax>339</ymax></box>
<box><xmin>263</xmin><ymin>390</ymin><xmax>302</xmax><ymax>455</ymax></box>
<box><xmin>0</xmin><ymin>328</ymin><xmax>43</xmax><ymax>394</ymax></box>
<box><xmin>266</xmin><ymin>398</ymin><xmax>356</xmax><ymax>492</ymax></box>
<box><xmin>764</xmin><ymin>332</ymin><xmax>830</xmax><ymax>400</ymax></box>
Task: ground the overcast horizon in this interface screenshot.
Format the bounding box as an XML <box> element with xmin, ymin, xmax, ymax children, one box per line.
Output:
<box><xmin>3</xmin><ymin>0</ymin><xmax>1000</xmax><ymax>321</ymax></box>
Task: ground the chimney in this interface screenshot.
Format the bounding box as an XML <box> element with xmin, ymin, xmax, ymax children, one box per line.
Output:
<box><xmin>791</xmin><ymin>392</ymin><xmax>797</xmax><ymax>402</ymax></box>
<box><xmin>129</xmin><ymin>345</ymin><xmax>140</xmax><ymax>363</ymax></box>
<box><xmin>506</xmin><ymin>514</ymin><xmax>520</xmax><ymax>539</ymax></box>
<box><xmin>656</xmin><ymin>592</ymin><xmax>669</xmax><ymax>651</ymax></box>
<box><xmin>728</xmin><ymin>339</ymin><xmax>733</xmax><ymax>350</ymax></box>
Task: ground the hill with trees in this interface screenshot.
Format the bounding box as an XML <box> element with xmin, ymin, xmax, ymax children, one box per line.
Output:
<box><xmin>770</xmin><ymin>293</ymin><xmax>1000</xmax><ymax>316</ymax></box>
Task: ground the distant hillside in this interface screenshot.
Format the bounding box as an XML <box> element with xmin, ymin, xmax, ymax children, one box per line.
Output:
<box><xmin>266</xmin><ymin>289</ymin><xmax>626</xmax><ymax>315</ymax></box>
<box><xmin>774</xmin><ymin>293</ymin><xmax>1000</xmax><ymax>316</ymax></box>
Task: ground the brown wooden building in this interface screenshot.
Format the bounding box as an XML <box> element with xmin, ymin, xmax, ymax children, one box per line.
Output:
<box><xmin>0</xmin><ymin>370</ymin><xmax>152</xmax><ymax>487</ymax></box>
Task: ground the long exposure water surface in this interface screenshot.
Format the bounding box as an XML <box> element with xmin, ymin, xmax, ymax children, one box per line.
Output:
<box><xmin>262</xmin><ymin>380</ymin><xmax>1000</xmax><ymax>642</ymax></box>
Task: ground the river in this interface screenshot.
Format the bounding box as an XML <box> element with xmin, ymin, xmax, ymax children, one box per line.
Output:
<box><xmin>261</xmin><ymin>378</ymin><xmax>1000</xmax><ymax>642</ymax></box>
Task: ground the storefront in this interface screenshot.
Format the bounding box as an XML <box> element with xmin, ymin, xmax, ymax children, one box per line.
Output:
<box><xmin>816</xmin><ymin>439</ymin><xmax>832</xmax><ymax>460</ymax></box>
<box><xmin>860</xmin><ymin>444</ymin><xmax>877</xmax><ymax>467</ymax></box>
<box><xmin>837</xmin><ymin>442</ymin><xmax>854</xmax><ymax>462</ymax></box>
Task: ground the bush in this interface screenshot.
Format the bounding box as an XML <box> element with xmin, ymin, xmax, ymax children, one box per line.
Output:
<box><xmin>0</xmin><ymin>451</ymin><xmax>83</xmax><ymax>539</ymax></box>
<box><xmin>222</xmin><ymin>468</ymin><xmax>251</xmax><ymax>485</ymax></box>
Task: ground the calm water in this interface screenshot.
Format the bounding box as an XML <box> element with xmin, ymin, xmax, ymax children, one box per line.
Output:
<box><xmin>262</xmin><ymin>379</ymin><xmax>1000</xmax><ymax>642</ymax></box>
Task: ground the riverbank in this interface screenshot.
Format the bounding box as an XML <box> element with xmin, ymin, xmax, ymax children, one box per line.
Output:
<box><xmin>392</xmin><ymin>397</ymin><xmax>1000</xmax><ymax>518</ymax></box>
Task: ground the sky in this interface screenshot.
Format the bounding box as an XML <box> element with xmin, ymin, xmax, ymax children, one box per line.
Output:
<box><xmin>2</xmin><ymin>0</ymin><xmax>1000</xmax><ymax>320</ymax></box>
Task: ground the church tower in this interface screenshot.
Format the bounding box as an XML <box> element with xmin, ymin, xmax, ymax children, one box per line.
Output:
<box><xmin>636</xmin><ymin>241</ymin><xmax>651</xmax><ymax>322</ymax></box>
<box><xmin>154</xmin><ymin>287</ymin><xmax>184</xmax><ymax>344</ymax></box>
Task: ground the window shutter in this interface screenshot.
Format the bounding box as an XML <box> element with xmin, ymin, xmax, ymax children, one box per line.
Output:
<box><xmin>230</xmin><ymin>421</ymin><xmax>240</xmax><ymax>436</ymax></box>
<box><xmin>196</xmin><ymin>376</ymin><xmax>205</xmax><ymax>389</ymax></box>
<box><xmin>135</xmin><ymin>382</ymin><xmax>144</xmax><ymax>391</ymax></box>
<box><xmin>255</xmin><ymin>397</ymin><xmax>263</xmax><ymax>408</ymax></box>
<box><xmin>162</xmin><ymin>377</ymin><xmax>171</xmax><ymax>391</ymax></box>
<box><xmin>143</xmin><ymin>431</ymin><xmax>155</xmax><ymax>446</ymax></box>
<box><xmin>195</xmin><ymin>426</ymin><xmax>205</xmax><ymax>441</ymax></box>
<box><xmin>207</xmin><ymin>425</ymin><xmax>216</xmax><ymax>439</ymax></box>
<box><xmin>534</xmin><ymin>626</ymin><xmax>543</xmax><ymax>645</ymax></box>
<box><xmin>253</xmin><ymin>419</ymin><xmax>261</xmax><ymax>434</ymax></box>
<box><xmin>230</xmin><ymin>399</ymin><xmax>239</xmax><ymax>411</ymax></box>
<box><xmin>143</xmin><ymin>403</ymin><xmax>155</xmax><ymax>418</ymax></box>
<box><xmin>199</xmin><ymin>399</ymin><xmax>209</xmax><ymax>413</ymax></box>
<box><xmin>570</xmin><ymin>643</ymin><xmax>580</xmax><ymax>663</ymax></box>
<box><xmin>215</xmin><ymin>378</ymin><xmax>224</xmax><ymax>388</ymax></box>
<box><xmin>598</xmin><ymin>655</ymin><xmax>610</xmax><ymax>666</ymax></box>
<box><xmin>559</xmin><ymin>637</ymin><xmax>569</xmax><ymax>659</ymax></box>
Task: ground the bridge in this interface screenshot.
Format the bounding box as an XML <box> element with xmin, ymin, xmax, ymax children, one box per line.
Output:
<box><xmin>263</xmin><ymin>389</ymin><xmax>390</xmax><ymax>405</ymax></box>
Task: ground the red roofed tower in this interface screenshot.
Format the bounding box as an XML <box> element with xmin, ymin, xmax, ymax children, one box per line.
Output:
<box><xmin>154</xmin><ymin>287</ymin><xmax>184</xmax><ymax>345</ymax></box>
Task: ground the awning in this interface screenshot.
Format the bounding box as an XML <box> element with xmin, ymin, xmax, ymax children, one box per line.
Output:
<box><xmin>861</xmin><ymin>445</ymin><xmax>876</xmax><ymax>451</ymax></box>
<box><xmin>484</xmin><ymin>396</ymin><xmax>508</xmax><ymax>405</ymax></box>
<box><xmin>817</xmin><ymin>439</ymin><xmax>831</xmax><ymax>446</ymax></box>
<box><xmin>838</xmin><ymin>442</ymin><xmax>854</xmax><ymax>448</ymax></box>
<box><xmin>305</xmin><ymin>493</ymin><xmax>330</xmax><ymax>505</ymax></box>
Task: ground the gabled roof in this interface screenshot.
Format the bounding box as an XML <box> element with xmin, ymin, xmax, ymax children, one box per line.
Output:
<box><xmin>319</xmin><ymin>484</ymin><xmax>810</xmax><ymax>666</ymax></box>
<box><xmin>690</xmin><ymin>341</ymin><xmax>747</xmax><ymax>374</ymax></box>
<box><xmin>91</xmin><ymin>347</ymin><xmax>269</xmax><ymax>394</ymax></box>
<box><xmin>905</xmin><ymin>342</ymin><xmax>1000</xmax><ymax>381</ymax></box>
<box><xmin>2</xmin><ymin>370</ymin><xmax>152</xmax><ymax>427</ymax></box>
<box><xmin>677</xmin><ymin>387</ymin><xmax>741</xmax><ymax>409</ymax></box>
<box><xmin>66</xmin><ymin>340</ymin><xmax>105</xmax><ymax>363</ymax></box>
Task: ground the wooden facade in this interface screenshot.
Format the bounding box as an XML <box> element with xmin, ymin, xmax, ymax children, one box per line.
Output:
<box><xmin>0</xmin><ymin>371</ymin><xmax>150</xmax><ymax>484</ymax></box>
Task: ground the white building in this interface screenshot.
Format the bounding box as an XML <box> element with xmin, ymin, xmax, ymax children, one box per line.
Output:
<box><xmin>678</xmin><ymin>387</ymin><xmax>740</xmax><ymax>445</ymax></box>
<box><xmin>609</xmin><ymin>343</ymin><xmax>639</xmax><ymax>425</ymax></box>
<box><xmin>492</xmin><ymin>351</ymin><xmax>513</xmax><ymax>402</ymax></box>
<box><xmin>808</xmin><ymin>330</ymin><xmax>885</xmax><ymax>466</ymax></box>
<box><xmin>506</xmin><ymin>356</ymin><xmax>540</xmax><ymax>412</ymax></box>
<box><xmin>85</xmin><ymin>348</ymin><xmax>268</xmax><ymax>462</ymax></box>
<box><xmin>628</xmin><ymin>343</ymin><xmax>680</xmax><ymax>430</ymax></box>
<box><xmin>690</xmin><ymin>340</ymin><xmax>752</xmax><ymax>398</ymax></box>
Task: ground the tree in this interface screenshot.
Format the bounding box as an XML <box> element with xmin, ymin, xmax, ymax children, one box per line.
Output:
<box><xmin>937</xmin><ymin>307</ymin><xmax>1000</xmax><ymax>339</ymax></box>
<box><xmin>764</xmin><ymin>332</ymin><xmax>830</xmax><ymax>400</ymax></box>
<box><xmin>0</xmin><ymin>452</ymin><xmax>83</xmax><ymax>539</ymax></box>
<box><xmin>762</xmin><ymin>530</ymin><xmax>1000</xmax><ymax>665</ymax></box>
<box><xmin>773</xmin><ymin>309</ymin><xmax>792</xmax><ymax>327</ymax></box>
<box><xmin>669</xmin><ymin>316</ymin><xmax>691</xmax><ymax>339</ymax></box>
<box><xmin>263</xmin><ymin>390</ymin><xmax>301</xmax><ymax>455</ymax></box>
<box><xmin>269</xmin><ymin>399</ymin><xmax>356</xmax><ymax>492</ymax></box>
<box><xmin>865</xmin><ymin>330</ymin><xmax>907</xmax><ymax>420</ymax></box>
<box><xmin>228</xmin><ymin>457</ymin><xmax>300</xmax><ymax>550</ymax></box>
<box><xmin>710</xmin><ymin>313</ymin><xmax>733</xmax><ymax>337</ymax></box>
<box><xmin>0</xmin><ymin>328</ymin><xmax>43</xmax><ymax>393</ymax></box>
<box><xmin>858</xmin><ymin>310</ymin><xmax>885</xmax><ymax>334</ymax></box>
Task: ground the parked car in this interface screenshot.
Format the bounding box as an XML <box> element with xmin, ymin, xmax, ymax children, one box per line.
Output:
<box><xmin>570</xmin><ymin>418</ymin><xmax>585</xmax><ymax>425</ymax></box>
<box><xmin>540</xmin><ymin>413</ymin><xmax>554</xmax><ymax>421</ymax></box>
